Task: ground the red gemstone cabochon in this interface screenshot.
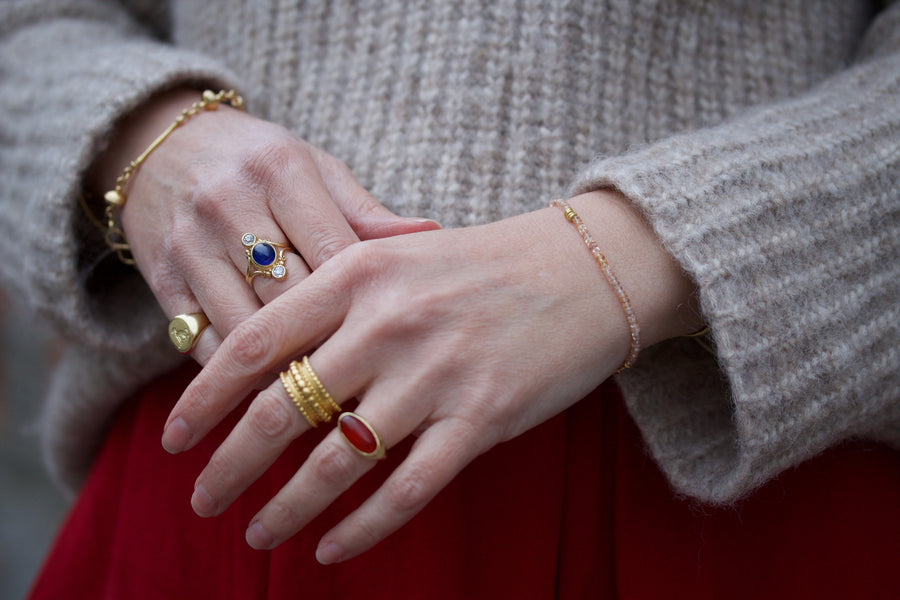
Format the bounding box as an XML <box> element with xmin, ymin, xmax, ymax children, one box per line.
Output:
<box><xmin>339</xmin><ymin>414</ymin><xmax>378</xmax><ymax>454</ymax></box>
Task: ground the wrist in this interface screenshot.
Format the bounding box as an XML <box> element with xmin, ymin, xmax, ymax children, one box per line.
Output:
<box><xmin>86</xmin><ymin>87</ymin><xmax>209</xmax><ymax>195</ymax></box>
<box><xmin>556</xmin><ymin>190</ymin><xmax>704</xmax><ymax>349</ymax></box>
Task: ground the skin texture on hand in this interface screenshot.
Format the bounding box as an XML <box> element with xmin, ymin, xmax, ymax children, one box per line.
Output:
<box><xmin>160</xmin><ymin>189</ymin><xmax>702</xmax><ymax>564</ymax></box>
<box><xmin>87</xmin><ymin>87</ymin><xmax>440</xmax><ymax>365</ymax></box>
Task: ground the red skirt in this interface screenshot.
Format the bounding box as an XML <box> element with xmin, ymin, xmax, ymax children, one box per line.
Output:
<box><xmin>28</xmin><ymin>365</ymin><xmax>900</xmax><ymax>599</ymax></box>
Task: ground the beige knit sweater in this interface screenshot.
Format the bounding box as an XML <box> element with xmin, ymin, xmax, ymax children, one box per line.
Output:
<box><xmin>1</xmin><ymin>0</ymin><xmax>898</xmax><ymax>500</ymax></box>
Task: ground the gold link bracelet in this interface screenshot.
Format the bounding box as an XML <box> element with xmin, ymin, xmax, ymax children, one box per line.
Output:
<box><xmin>101</xmin><ymin>89</ymin><xmax>244</xmax><ymax>265</ymax></box>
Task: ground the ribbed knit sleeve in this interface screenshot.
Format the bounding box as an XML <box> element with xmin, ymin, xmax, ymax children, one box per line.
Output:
<box><xmin>571</xmin><ymin>6</ymin><xmax>900</xmax><ymax>503</ymax></box>
<box><xmin>0</xmin><ymin>0</ymin><xmax>241</xmax><ymax>351</ymax></box>
<box><xmin>0</xmin><ymin>1</ymin><xmax>246</xmax><ymax>489</ymax></box>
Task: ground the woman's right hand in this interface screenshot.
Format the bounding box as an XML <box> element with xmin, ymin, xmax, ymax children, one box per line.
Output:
<box><xmin>89</xmin><ymin>88</ymin><xmax>440</xmax><ymax>366</ymax></box>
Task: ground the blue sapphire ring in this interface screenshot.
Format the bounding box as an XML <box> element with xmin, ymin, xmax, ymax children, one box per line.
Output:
<box><xmin>241</xmin><ymin>233</ymin><xmax>293</xmax><ymax>285</ymax></box>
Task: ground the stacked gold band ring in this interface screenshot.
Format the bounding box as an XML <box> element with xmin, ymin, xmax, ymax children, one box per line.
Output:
<box><xmin>280</xmin><ymin>356</ymin><xmax>341</xmax><ymax>428</ymax></box>
<box><xmin>242</xmin><ymin>233</ymin><xmax>293</xmax><ymax>285</ymax></box>
<box><xmin>278</xmin><ymin>358</ymin><xmax>387</xmax><ymax>460</ymax></box>
<box><xmin>168</xmin><ymin>313</ymin><xmax>210</xmax><ymax>353</ymax></box>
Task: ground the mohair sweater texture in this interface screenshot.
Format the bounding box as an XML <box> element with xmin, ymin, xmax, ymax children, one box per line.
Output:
<box><xmin>1</xmin><ymin>0</ymin><xmax>898</xmax><ymax>499</ymax></box>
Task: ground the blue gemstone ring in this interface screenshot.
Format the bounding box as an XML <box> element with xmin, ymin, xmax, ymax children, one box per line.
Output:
<box><xmin>242</xmin><ymin>233</ymin><xmax>294</xmax><ymax>285</ymax></box>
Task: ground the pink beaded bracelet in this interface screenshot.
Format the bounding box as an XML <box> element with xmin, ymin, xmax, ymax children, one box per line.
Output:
<box><xmin>550</xmin><ymin>199</ymin><xmax>641</xmax><ymax>373</ymax></box>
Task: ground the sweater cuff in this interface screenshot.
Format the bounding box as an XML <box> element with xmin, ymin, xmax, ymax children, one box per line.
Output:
<box><xmin>570</xmin><ymin>51</ymin><xmax>900</xmax><ymax>503</ymax></box>
<box><xmin>0</xmin><ymin>19</ymin><xmax>242</xmax><ymax>351</ymax></box>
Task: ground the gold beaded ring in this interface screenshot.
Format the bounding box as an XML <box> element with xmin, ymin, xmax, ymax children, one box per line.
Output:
<box><xmin>299</xmin><ymin>356</ymin><xmax>342</xmax><ymax>416</ymax></box>
<box><xmin>280</xmin><ymin>369</ymin><xmax>321</xmax><ymax>428</ymax></box>
<box><xmin>289</xmin><ymin>361</ymin><xmax>331</xmax><ymax>424</ymax></box>
<box><xmin>279</xmin><ymin>357</ymin><xmax>341</xmax><ymax>428</ymax></box>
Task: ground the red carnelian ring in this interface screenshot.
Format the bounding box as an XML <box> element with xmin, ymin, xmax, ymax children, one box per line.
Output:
<box><xmin>338</xmin><ymin>412</ymin><xmax>387</xmax><ymax>460</ymax></box>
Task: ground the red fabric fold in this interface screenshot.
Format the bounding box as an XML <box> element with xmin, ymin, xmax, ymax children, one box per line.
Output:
<box><xmin>28</xmin><ymin>365</ymin><xmax>900</xmax><ymax>599</ymax></box>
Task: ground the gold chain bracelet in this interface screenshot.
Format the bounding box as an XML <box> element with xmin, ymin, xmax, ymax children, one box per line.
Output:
<box><xmin>101</xmin><ymin>89</ymin><xmax>244</xmax><ymax>265</ymax></box>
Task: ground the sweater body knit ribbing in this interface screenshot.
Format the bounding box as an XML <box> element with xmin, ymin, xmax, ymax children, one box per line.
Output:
<box><xmin>0</xmin><ymin>0</ymin><xmax>898</xmax><ymax>498</ymax></box>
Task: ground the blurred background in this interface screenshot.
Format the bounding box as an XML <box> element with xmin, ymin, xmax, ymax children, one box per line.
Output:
<box><xmin>0</xmin><ymin>291</ymin><xmax>69</xmax><ymax>599</ymax></box>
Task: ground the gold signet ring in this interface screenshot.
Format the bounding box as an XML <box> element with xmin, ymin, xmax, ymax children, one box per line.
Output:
<box><xmin>168</xmin><ymin>313</ymin><xmax>210</xmax><ymax>353</ymax></box>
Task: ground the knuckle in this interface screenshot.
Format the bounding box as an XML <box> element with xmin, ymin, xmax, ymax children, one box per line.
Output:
<box><xmin>246</xmin><ymin>391</ymin><xmax>295</xmax><ymax>441</ymax></box>
<box><xmin>333</xmin><ymin>240</ymin><xmax>391</xmax><ymax>280</ymax></box>
<box><xmin>227</xmin><ymin>319</ymin><xmax>275</xmax><ymax>368</ymax></box>
<box><xmin>146</xmin><ymin>269</ymin><xmax>185</xmax><ymax>305</ymax></box>
<box><xmin>264</xmin><ymin>499</ymin><xmax>302</xmax><ymax>531</ymax></box>
<box><xmin>188</xmin><ymin>177</ymin><xmax>239</xmax><ymax>224</ymax></box>
<box><xmin>306</xmin><ymin>226</ymin><xmax>354</xmax><ymax>265</ymax></box>
<box><xmin>203</xmin><ymin>454</ymin><xmax>240</xmax><ymax>490</ymax></box>
<box><xmin>346</xmin><ymin>513</ymin><xmax>383</xmax><ymax>547</ymax></box>
<box><xmin>310</xmin><ymin>442</ymin><xmax>359</xmax><ymax>487</ymax></box>
<box><xmin>240</xmin><ymin>137</ymin><xmax>308</xmax><ymax>189</ymax></box>
<box><xmin>385</xmin><ymin>464</ymin><xmax>432</xmax><ymax>515</ymax></box>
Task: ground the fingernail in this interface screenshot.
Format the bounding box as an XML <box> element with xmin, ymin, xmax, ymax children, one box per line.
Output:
<box><xmin>161</xmin><ymin>416</ymin><xmax>191</xmax><ymax>454</ymax></box>
<box><xmin>316</xmin><ymin>541</ymin><xmax>344</xmax><ymax>565</ymax></box>
<box><xmin>413</xmin><ymin>218</ymin><xmax>442</xmax><ymax>228</ymax></box>
<box><xmin>191</xmin><ymin>484</ymin><xmax>217</xmax><ymax>517</ymax></box>
<box><xmin>246</xmin><ymin>520</ymin><xmax>275</xmax><ymax>550</ymax></box>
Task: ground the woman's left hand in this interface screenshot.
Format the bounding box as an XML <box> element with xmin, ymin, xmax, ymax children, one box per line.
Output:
<box><xmin>161</xmin><ymin>191</ymin><xmax>701</xmax><ymax>563</ymax></box>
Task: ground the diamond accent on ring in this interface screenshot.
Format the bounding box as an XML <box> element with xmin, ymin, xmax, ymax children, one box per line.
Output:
<box><xmin>272</xmin><ymin>265</ymin><xmax>286</xmax><ymax>279</ymax></box>
<box><xmin>242</xmin><ymin>233</ymin><xmax>256</xmax><ymax>246</ymax></box>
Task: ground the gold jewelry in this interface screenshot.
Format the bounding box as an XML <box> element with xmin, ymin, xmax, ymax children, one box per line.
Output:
<box><xmin>168</xmin><ymin>312</ymin><xmax>210</xmax><ymax>353</ymax></box>
<box><xmin>279</xmin><ymin>357</ymin><xmax>341</xmax><ymax>428</ymax></box>
<box><xmin>338</xmin><ymin>412</ymin><xmax>387</xmax><ymax>460</ymax></box>
<box><xmin>280</xmin><ymin>370</ymin><xmax>321</xmax><ymax>428</ymax></box>
<box><xmin>550</xmin><ymin>199</ymin><xmax>641</xmax><ymax>373</ymax></box>
<box><xmin>683</xmin><ymin>325</ymin><xmax>711</xmax><ymax>338</ymax></box>
<box><xmin>299</xmin><ymin>356</ymin><xmax>342</xmax><ymax>416</ymax></box>
<box><xmin>289</xmin><ymin>361</ymin><xmax>331</xmax><ymax>424</ymax></box>
<box><xmin>242</xmin><ymin>233</ymin><xmax>293</xmax><ymax>285</ymax></box>
<box><xmin>102</xmin><ymin>90</ymin><xmax>245</xmax><ymax>265</ymax></box>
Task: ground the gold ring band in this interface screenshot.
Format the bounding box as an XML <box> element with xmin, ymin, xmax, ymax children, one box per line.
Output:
<box><xmin>299</xmin><ymin>356</ymin><xmax>342</xmax><ymax>415</ymax></box>
<box><xmin>279</xmin><ymin>356</ymin><xmax>340</xmax><ymax>428</ymax></box>
<box><xmin>168</xmin><ymin>313</ymin><xmax>210</xmax><ymax>353</ymax></box>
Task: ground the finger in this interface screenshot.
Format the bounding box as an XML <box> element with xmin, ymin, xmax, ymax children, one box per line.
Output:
<box><xmin>162</xmin><ymin>269</ymin><xmax>353</xmax><ymax>453</ymax></box>
<box><xmin>189</xmin><ymin>324</ymin><xmax>223</xmax><ymax>366</ymax></box>
<box><xmin>243</xmin><ymin>385</ymin><xmax>480</xmax><ymax>553</ymax></box>
<box><xmin>190</xmin><ymin>348</ymin><xmax>362</xmax><ymax>516</ymax></box>
<box><xmin>309</xmin><ymin>151</ymin><xmax>443</xmax><ymax>240</ymax></box>
<box><xmin>243</xmin><ymin>402</ymin><xmax>406</xmax><ymax>551</ymax></box>
<box><xmin>147</xmin><ymin>241</ymin><xmax>263</xmax><ymax>354</ymax></box>
<box><xmin>188</xmin><ymin>262</ymin><xmax>263</xmax><ymax>341</ymax></box>
<box><xmin>190</xmin><ymin>377</ymin><xmax>311</xmax><ymax>517</ymax></box>
<box><xmin>355</xmin><ymin>216</ymin><xmax>443</xmax><ymax>240</ymax></box>
<box><xmin>246</xmin><ymin>252</ymin><xmax>312</xmax><ymax>305</ymax></box>
<box><xmin>240</xmin><ymin>359</ymin><xmax>438</xmax><ymax>550</ymax></box>
<box><xmin>315</xmin><ymin>421</ymin><xmax>480</xmax><ymax>564</ymax></box>
<box><xmin>157</xmin><ymin>270</ymin><xmax>253</xmax><ymax>365</ymax></box>
<box><xmin>249</xmin><ymin>142</ymin><xmax>362</xmax><ymax>269</ymax></box>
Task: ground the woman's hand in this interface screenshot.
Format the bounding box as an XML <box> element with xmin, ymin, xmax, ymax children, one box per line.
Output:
<box><xmin>89</xmin><ymin>88</ymin><xmax>439</xmax><ymax>364</ymax></box>
<box><xmin>161</xmin><ymin>190</ymin><xmax>702</xmax><ymax>563</ymax></box>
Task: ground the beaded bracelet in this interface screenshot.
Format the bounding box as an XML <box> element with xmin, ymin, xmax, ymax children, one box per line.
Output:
<box><xmin>101</xmin><ymin>89</ymin><xmax>244</xmax><ymax>265</ymax></box>
<box><xmin>550</xmin><ymin>199</ymin><xmax>641</xmax><ymax>373</ymax></box>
